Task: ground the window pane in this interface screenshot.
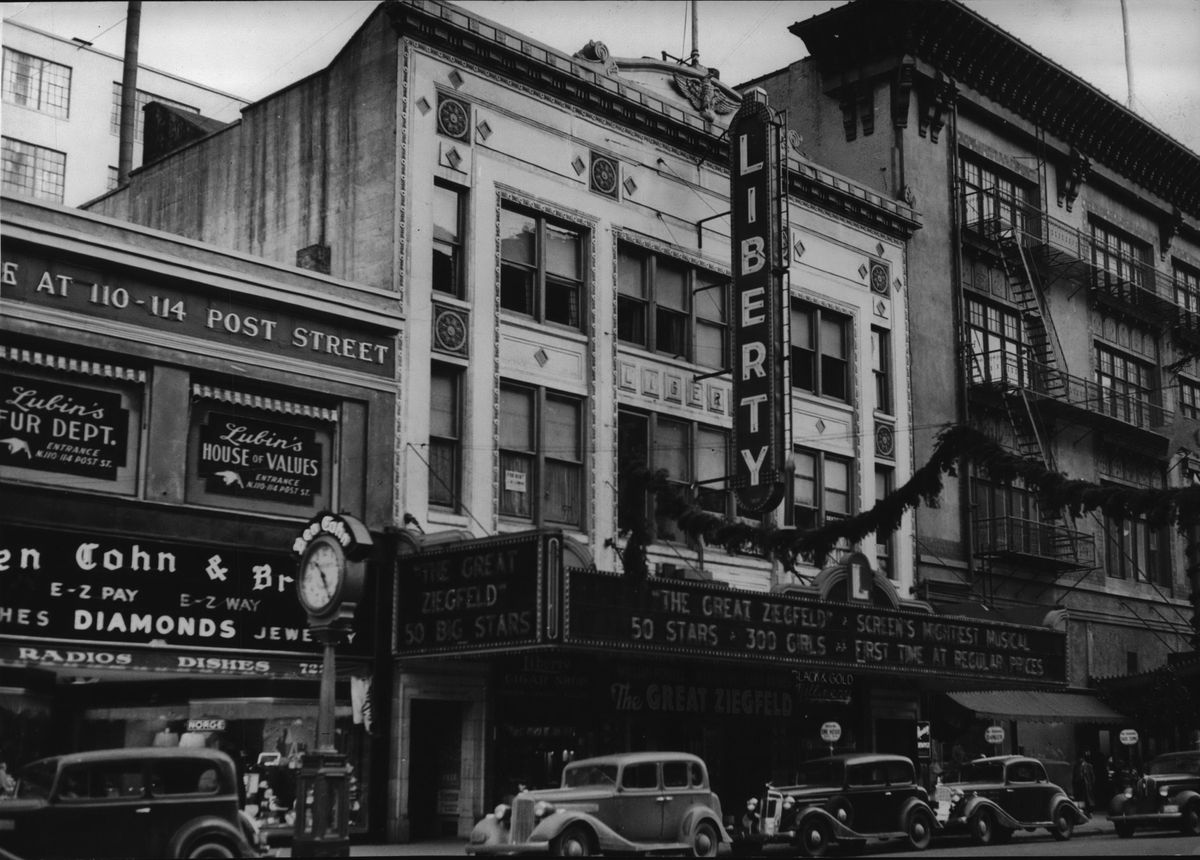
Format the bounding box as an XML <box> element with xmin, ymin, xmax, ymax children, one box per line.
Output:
<box><xmin>617</xmin><ymin>295</ymin><xmax>647</xmax><ymax>345</ymax></box>
<box><xmin>694</xmin><ymin>272</ymin><xmax>726</xmax><ymax>323</ymax></box>
<box><xmin>656</xmin><ymin>258</ymin><xmax>687</xmax><ymax>310</ymax></box>
<box><xmin>499</xmin><ymin>451</ymin><xmax>532</xmax><ymax>517</ymax></box>
<box><xmin>544</xmin><ymin>397</ymin><xmax>580</xmax><ymax>460</ymax></box>
<box><xmin>500</xmin><ymin>387</ymin><xmax>533</xmax><ymax>450</ymax></box>
<box><xmin>428</xmin><ymin>439</ymin><xmax>457</xmax><ymax>507</ymax></box>
<box><xmin>822</xmin><ymin>354</ymin><xmax>848</xmax><ymax>400</ymax></box>
<box><xmin>825</xmin><ymin>458</ymin><xmax>850</xmax><ymax>516</ymax></box>
<box><xmin>695</xmin><ymin>320</ymin><xmax>724</xmax><ymax>369</ymax></box>
<box><xmin>430</xmin><ymin>369</ymin><xmax>457</xmax><ymax>437</ymax></box>
<box><xmin>500</xmin><ymin>264</ymin><xmax>534</xmax><ymax>314</ymax></box>
<box><xmin>500</xmin><ymin>208</ymin><xmax>536</xmax><ymax>265</ymax></box>
<box><xmin>546</xmin><ymin>223</ymin><xmax>580</xmax><ymax>279</ymax></box>
<box><xmin>618</xmin><ymin>411</ymin><xmax>650</xmax><ymax>530</ymax></box>
<box><xmin>821</xmin><ymin>315</ymin><xmax>846</xmax><ymax>358</ymax></box>
<box><xmin>793</xmin><ymin>452</ymin><xmax>816</xmax><ymax>508</ymax></box>
<box><xmin>792</xmin><ymin>306</ymin><xmax>813</xmax><ymax>349</ymax></box>
<box><xmin>696</xmin><ymin>427</ymin><xmax>728</xmax><ymax>514</ymax></box>
<box><xmin>655</xmin><ymin>419</ymin><xmax>688</xmax><ymax>481</ymax></box>
<box><xmin>433</xmin><ymin>184</ymin><xmax>460</xmax><ymax>244</ymax></box>
<box><xmin>618</xmin><ymin>246</ymin><xmax>646</xmax><ymax>298</ymax></box>
<box><xmin>545</xmin><ymin>278</ymin><xmax>580</xmax><ymax>327</ymax></box>
<box><xmin>656</xmin><ymin>308</ymin><xmax>687</xmax><ymax>356</ymax></box>
<box><xmin>545</xmin><ymin>460</ymin><xmax>582</xmax><ymax>526</ymax></box>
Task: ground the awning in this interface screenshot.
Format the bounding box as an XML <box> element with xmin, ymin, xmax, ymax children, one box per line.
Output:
<box><xmin>946</xmin><ymin>690</ymin><xmax>1126</xmax><ymax>724</ymax></box>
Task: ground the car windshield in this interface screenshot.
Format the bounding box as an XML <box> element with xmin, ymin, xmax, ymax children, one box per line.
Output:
<box><xmin>16</xmin><ymin>760</ymin><xmax>56</xmax><ymax>800</ymax></box>
<box><xmin>1148</xmin><ymin>755</ymin><xmax>1200</xmax><ymax>776</ymax></box>
<box><xmin>562</xmin><ymin>764</ymin><xmax>617</xmax><ymax>788</ymax></box>
<box><xmin>957</xmin><ymin>761</ymin><xmax>1005</xmax><ymax>783</ymax></box>
<box><xmin>795</xmin><ymin>760</ymin><xmax>838</xmax><ymax>786</ymax></box>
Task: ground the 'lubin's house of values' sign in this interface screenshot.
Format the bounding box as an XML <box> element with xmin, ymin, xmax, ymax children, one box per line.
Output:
<box><xmin>0</xmin><ymin>249</ymin><xmax>394</xmax><ymax>377</ymax></box>
<box><xmin>729</xmin><ymin>88</ymin><xmax>787</xmax><ymax>513</ymax></box>
<box><xmin>0</xmin><ymin>524</ymin><xmax>371</xmax><ymax>656</ymax></box>
<box><xmin>199</xmin><ymin>412</ymin><xmax>323</xmax><ymax>504</ymax></box>
<box><xmin>392</xmin><ymin>531</ymin><xmax>1067</xmax><ymax>686</ymax></box>
<box><xmin>0</xmin><ymin>372</ymin><xmax>129</xmax><ymax>480</ymax></box>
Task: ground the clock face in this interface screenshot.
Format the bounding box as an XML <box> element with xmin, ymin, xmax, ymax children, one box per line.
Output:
<box><xmin>438</xmin><ymin>98</ymin><xmax>469</xmax><ymax>139</ymax></box>
<box><xmin>299</xmin><ymin>537</ymin><xmax>343</xmax><ymax>615</ymax></box>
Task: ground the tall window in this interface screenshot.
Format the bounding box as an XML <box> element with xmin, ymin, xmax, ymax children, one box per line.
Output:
<box><xmin>429</xmin><ymin>363</ymin><xmax>462</xmax><ymax>510</ymax></box>
<box><xmin>500</xmin><ymin>384</ymin><xmax>583</xmax><ymax>527</ymax></box>
<box><xmin>959</xmin><ymin>155</ymin><xmax>1034</xmax><ymax>232</ymax></box>
<box><xmin>792</xmin><ymin>447</ymin><xmax>853</xmax><ymax>563</ymax></box>
<box><xmin>617</xmin><ymin>243</ymin><xmax>727</xmax><ymax>368</ymax></box>
<box><xmin>871</xmin><ymin>327</ymin><xmax>892</xmax><ymax>414</ymax></box>
<box><xmin>1</xmin><ymin>137</ymin><xmax>65</xmax><ymax>202</ymax></box>
<box><xmin>972</xmin><ymin>474</ymin><xmax>1040</xmax><ymax>556</ymax></box>
<box><xmin>432</xmin><ymin>182</ymin><xmax>465</xmax><ymax>296</ymax></box>
<box><xmin>1180</xmin><ymin>378</ymin><xmax>1200</xmax><ymax>421</ymax></box>
<box><xmin>1176</xmin><ymin>263</ymin><xmax>1200</xmax><ymax>315</ymax></box>
<box><xmin>617</xmin><ymin>410</ymin><xmax>731</xmax><ymax>533</ymax></box>
<box><xmin>791</xmin><ymin>301</ymin><xmax>849</xmax><ymax>401</ymax></box>
<box><xmin>499</xmin><ymin>204</ymin><xmax>584</xmax><ymax>329</ymax></box>
<box><xmin>874</xmin><ymin>466</ymin><xmax>894</xmax><ymax>578</ymax></box>
<box><xmin>1096</xmin><ymin>343</ymin><xmax>1155</xmax><ymax>426</ymax></box>
<box><xmin>1104</xmin><ymin>486</ymin><xmax>1169</xmax><ymax>586</ymax></box>
<box><xmin>109</xmin><ymin>84</ymin><xmax>199</xmax><ymax>142</ymax></box>
<box><xmin>1092</xmin><ymin>220</ymin><xmax>1151</xmax><ymax>290</ymax></box>
<box><xmin>966</xmin><ymin>296</ymin><xmax>1025</xmax><ymax>386</ymax></box>
<box><xmin>2</xmin><ymin>48</ymin><xmax>71</xmax><ymax>118</ymax></box>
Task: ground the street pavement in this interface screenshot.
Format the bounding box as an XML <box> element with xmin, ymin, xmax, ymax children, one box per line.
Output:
<box><xmin>274</xmin><ymin>811</ymin><xmax>1113</xmax><ymax>856</ymax></box>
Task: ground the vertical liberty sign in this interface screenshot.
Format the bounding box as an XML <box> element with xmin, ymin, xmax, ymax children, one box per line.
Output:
<box><xmin>730</xmin><ymin>88</ymin><xmax>786</xmax><ymax>512</ymax></box>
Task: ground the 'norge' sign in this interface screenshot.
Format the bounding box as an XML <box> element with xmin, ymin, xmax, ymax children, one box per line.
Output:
<box><xmin>729</xmin><ymin>88</ymin><xmax>787</xmax><ymax>513</ymax></box>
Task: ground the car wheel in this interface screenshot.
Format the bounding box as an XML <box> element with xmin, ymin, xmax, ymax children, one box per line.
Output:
<box><xmin>824</xmin><ymin>795</ymin><xmax>854</xmax><ymax>828</ymax></box>
<box><xmin>551</xmin><ymin>824</ymin><xmax>593</xmax><ymax>857</ymax></box>
<box><xmin>970</xmin><ymin>807</ymin><xmax>1000</xmax><ymax>845</ymax></box>
<box><xmin>1049</xmin><ymin>803</ymin><xmax>1074</xmax><ymax>841</ymax></box>
<box><xmin>1180</xmin><ymin>801</ymin><xmax>1200</xmax><ymax>836</ymax></box>
<box><xmin>797</xmin><ymin>816</ymin><xmax>834</xmax><ymax>859</ymax></box>
<box><xmin>180</xmin><ymin>838</ymin><xmax>236</xmax><ymax>859</ymax></box>
<box><xmin>690</xmin><ymin>820</ymin><xmax>719</xmax><ymax>857</ymax></box>
<box><xmin>1114</xmin><ymin>819</ymin><xmax>1136</xmax><ymax>839</ymax></box>
<box><xmin>905</xmin><ymin>807</ymin><xmax>934</xmax><ymax>851</ymax></box>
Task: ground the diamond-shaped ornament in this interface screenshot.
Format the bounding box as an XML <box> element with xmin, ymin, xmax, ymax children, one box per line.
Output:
<box><xmin>815</xmin><ymin>418</ymin><xmax>826</xmax><ymax>434</ymax></box>
<box><xmin>445</xmin><ymin>147</ymin><xmax>462</xmax><ymax>170</ymax></box>
<box><xmin>534</xmin><ymin>348</ymin><xmax>549</xmax><ymax>367</ymax></box>
<box><xmin>416</xmin><ymin>97</ymin><xmax>431</xmax><ymax>115</ymax></box>
<box><xmin>476</xmin><ymin>120</ymin><xmax>492</xmax><ymax>141</ymax></box>
<box><xmin>572</xmin><ymin>156</ymin><xmax>586</xmax><ymax>176</ymax></box>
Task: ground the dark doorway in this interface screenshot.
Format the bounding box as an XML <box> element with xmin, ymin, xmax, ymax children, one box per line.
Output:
<box><xmin>875</xmin><ymin>718</ymin><xmax>917</xmax><ymax>762</ymax></box>
<box><xmin>408</xmin><ymin>700</ymin><xmax>464</xmax><ymax>839</ymax></box>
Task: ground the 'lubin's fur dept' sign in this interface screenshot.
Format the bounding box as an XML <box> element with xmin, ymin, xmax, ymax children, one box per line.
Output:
<box><xmin>391</xmin><ymin>530</ymin><xmax>1067</xmax><ymax>685</ymax></box>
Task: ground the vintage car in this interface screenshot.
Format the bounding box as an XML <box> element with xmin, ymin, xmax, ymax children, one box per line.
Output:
<box><xmin>1108</xmin><ymin>749</ymin><xmax>1200</xmax><ymax>837</ymax></box>
<box><xmin>466</xmin><ymin>751</ymin><xmax>729</xmax><ymax>856</ymax></box>
<box><xmin>938</xmin><ymin>755</ymin><xmax>1086</xmax><ymax>844</ymax></box>
<box><xmin>732</xmin><ymin>753</ymin><xmax>937</xmax><ymax>857</ymax></box>
<box><xmin>0</xmin><ymin>747</ymin><xmax>268</xmax><ymax>859</ymax></box>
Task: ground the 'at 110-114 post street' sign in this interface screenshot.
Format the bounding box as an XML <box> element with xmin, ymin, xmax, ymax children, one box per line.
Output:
<box><xmin>729</xmin><ymin>88</ymin><xmax>787</xmax><ymax>514</ymax></box>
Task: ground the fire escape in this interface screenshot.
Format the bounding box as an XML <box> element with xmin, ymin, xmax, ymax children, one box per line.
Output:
<box><xmin>959</xmin><ymin>188</ymin><xmax>1186</xmax><ymax>598</ymax></box>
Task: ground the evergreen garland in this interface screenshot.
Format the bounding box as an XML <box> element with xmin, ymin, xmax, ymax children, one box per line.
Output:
<box><xmin>619</xmin><ymin>423</ymin><xmax>1200</xmax><ymax>573</ymax></box>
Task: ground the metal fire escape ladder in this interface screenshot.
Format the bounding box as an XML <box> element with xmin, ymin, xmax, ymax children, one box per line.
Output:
<box><xmin>994</xmin><ymin>225</ymin><xmax>1085</xmax><ymax>569</ymax></box>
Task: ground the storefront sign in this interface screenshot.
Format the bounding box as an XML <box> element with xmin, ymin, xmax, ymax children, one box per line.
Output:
<box><xmin>199</xmin><ymin>412</ymin><xmax>322</xmax><ymax>503</ymax></box>
<box><xmin>1119</xmin><ymin>728</ymin><xmax>1139</xmax><ymax>745</ymax></box>
<box><xmin>985</xmin><ymin>725</ymin><xmax>1005</xmax><ymax>744</ymax></box>
<box><xmin>916</xmin><ymin>721</ymin><xmax>931</xmax><ymax>760</ymax></box>
<box><xmin>0</xmin><ymin>372</ymin><xmax>129</xmax><ymax>479</ymax></box>
<box><xmin>393</xmin><ymin>530</ymin><xmax>546</xmax><ymax>656</ymax></box>
<box><xmin>0</xmin><ymin>641</ymin><xmax>366</xmax><ymax>679</ymax></box>
<box><xmin>0</xmin><ymin>250</ymin><xmax>393</xmax><ymax>377</ymax></box>
<box><xmin>729</xmin><ymin>88</ymin><xmax>787</xmax><ymax>513</ymax></box>
<box><xmin>820</xmin><ymin>721</ymin><xmax>842</xmax><ymax>743</ymax></box>
<box><xmin>792</xmin><ymin>668</ymin><xmax>854</xmax><ymax>704</ymax></box>
<box><xmin>563</xmin><ymin>570</ymin><xmax>1067</xmax><ymax>684</ymax></box>
<box><xmin>609</xmin><ymin>679</ymin><xmax>794</xmax><ymax>717</ymax></box>
<box><xmin>0</xmin><ymin>524</ymin><xmax>371</xmax><ymax>656</ymax></box>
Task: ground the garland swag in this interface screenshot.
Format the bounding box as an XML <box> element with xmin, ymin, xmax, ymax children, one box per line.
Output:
<box><xmin>621</xmin><ymin>423</ymin><xmax>1200</xmax><ymax>574</ymax></box>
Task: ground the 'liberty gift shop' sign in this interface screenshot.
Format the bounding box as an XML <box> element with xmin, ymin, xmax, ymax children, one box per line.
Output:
<box><xmin>198</xmin><ymin>411</ymin><xmax>323</xmax><ymax>504</ymax></box>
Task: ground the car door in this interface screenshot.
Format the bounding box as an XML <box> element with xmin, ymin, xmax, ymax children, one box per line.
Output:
<box><xmin>145</xmin><ymin>756</ymin><xmax>235</xmax><ymax>857</ymax></box>
<box><xmin>657</xmin><ymin>759</ymin><xmax>707</xmax><ymax>843</ymax></box>
<box><xmin>844</xmin><ymin>762</ymin><xmax>889</xmax><ymax>833</ymax></box>
<box><xmin>615</xmin><ymin>761</ymin><xmax>664</xmax><ymax>842</ymax></box>
<box><xmin>50</xmin><ymin>760</ymin><xmax>152</xmax><ymax>859</ymax></box>
<box><xmin>1002</xmin><ymin>760</ymin><xmax>1042</xmax><ymax>822</ymax></box>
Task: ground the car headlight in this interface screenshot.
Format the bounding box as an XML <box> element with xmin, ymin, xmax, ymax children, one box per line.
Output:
<box><xmin>782</xmin><ymin>796</ymin><xmax>795</xmax><ymax>810</ymax></box>
<box><xmin>745</xmin><ymin>797</ymin><xmax>758</xmax><ymax>812</ymax></box>
<box><xmin>1161</xmin><ymin>787</ymin><xmax>1171</xmax><ymax>797</ymax></box>
<box><xmin>1123</xmin><ymin>788</ymin><xmax>1133</xmax><ymax>799</ymax></box>
<box><xmin>950</xmin><ymin>789</ymin><xmax>963</xmax><ymax>804</ymax></box>
<box><xmin>533</xmin><ymin>800</ymin><xmax>555</xmax><ymax>818</ymax></box>
<box><xmin>494</xmin><ymin>803</ymin><xmax>510</xmax><ymax>820</ymax></box>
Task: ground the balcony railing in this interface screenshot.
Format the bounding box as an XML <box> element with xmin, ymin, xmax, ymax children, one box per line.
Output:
<box><xmin>973</xmin><ymin>514</ymin><xmax>1097</xmax><ymax>571</ymax></box>
<box><xmin>961</xmin><ymin>189</ymin><xmax>1192</xmax><ymax>318</ymax></box>
<box><xmin>968</xmin><ymin>348</ymin><xmax>1172</xmax><ymax>433</ymax></box>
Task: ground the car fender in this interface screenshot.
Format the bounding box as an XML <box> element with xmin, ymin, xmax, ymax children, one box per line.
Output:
<box><xmin>1172</xmin><ymin>788</ymin><xmax>1200</xmax><ymax>809</ymax></box>
<box><xmin>897</xmin><ymin>796</ymin><xmax>941</xmax><ymax>830</ymax></box>
<box><xmin>960</xmin><ymin>796</ymin><xmax>1021</xmax><ymax>831</ymax></box>
<box><xmin>1048</xmin><ymin>791</ymin><xmax>1089</xmax><ymax>823</ymax></box>
<box><xmin>468</xmin><ymin>813</ymin><xmax>510</xmax><ymax>848</ymax></box>
<box><xmin>676</xmin><ymin>805</ymin><xmax>733</xmax><ymax>844</ymax></box>
<box><xmin>166</xmin><ymin>815</ymin><xmax>256</xmax><ymax>858</ymax></box>
<box><xmin>529</xmin><ymin>810</ymin><xmax>633</xmax><ymax>853</ymax></box>
<box><xmin>795</xmin><ymin>805</ymin><xmax>862</xmax><ymax>840</ymax></box>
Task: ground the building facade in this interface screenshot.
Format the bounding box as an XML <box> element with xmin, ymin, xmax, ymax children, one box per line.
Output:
<box><xmin>1</xmin><ymin>17</ymin><xmax>248</xmax><ymax>205</ymax></box>
<box><xmin>51</xmin><ymin>0</ymin><xmax>1111</xmax><ymax>844</ymax></box>
<box><xmin>753</xmin><ymin>0</ymin><xmax>1200</xmax><ymax>773</ymax></box>
<box><xmin>0</xmin><ymin>195</ymin><xmax>401</xmax><ymax>838</ymax></box>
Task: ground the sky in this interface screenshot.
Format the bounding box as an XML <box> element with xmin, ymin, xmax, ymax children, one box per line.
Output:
<box><xmin>2</xmin><ymin>0</ymin><xmax>1198</xmax><ymax>154</ymax></box>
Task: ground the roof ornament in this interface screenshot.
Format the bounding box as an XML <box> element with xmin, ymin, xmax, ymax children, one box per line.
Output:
<box><xmin>672</xmin><ymin>68</ymin><xmax>738</xmax><ymax>123</ymax></box>
<box><xmin>573</xmin><ymin>40</ymin><xmax>619</xmax><ymax>76</ymax></box>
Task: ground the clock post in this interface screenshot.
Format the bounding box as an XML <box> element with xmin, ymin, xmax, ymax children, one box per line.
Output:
<box><xmin>290</xmin><ymin>512</ymin><xmax>373</xmax><ymax>858</ymax></box>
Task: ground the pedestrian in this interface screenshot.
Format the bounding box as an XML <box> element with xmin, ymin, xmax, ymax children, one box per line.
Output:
<box><xmin>0</xmin><ymin>762</ymin><xmax>14</xmax><ymax>799</ymax></box>
<box><xmin>1075</xmin><ymin>751</ymin><xmax>1096</xmax><ymax>815</ymax></box>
